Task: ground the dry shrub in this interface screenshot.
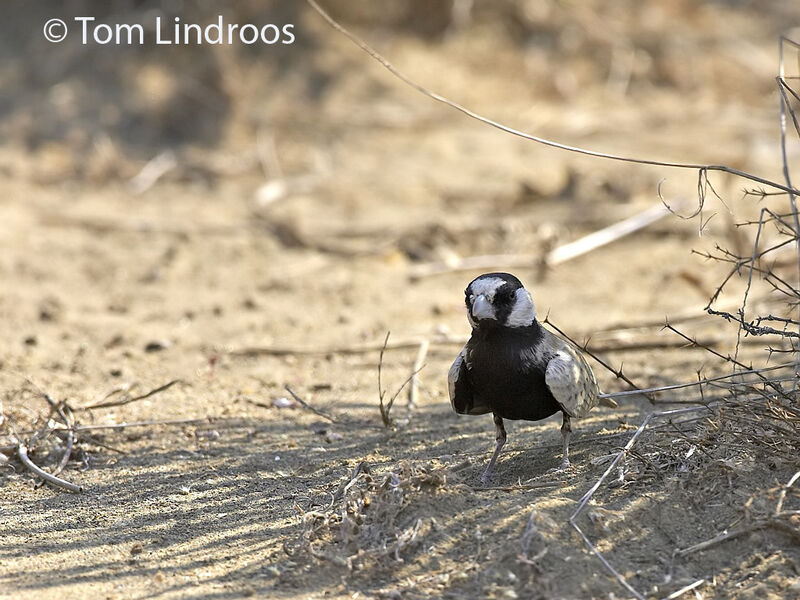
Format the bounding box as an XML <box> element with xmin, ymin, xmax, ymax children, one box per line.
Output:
<box><xmin>299</xmin><ymin>460</ymin><xmax>449</xmax><ymax>570</ymax></box>
<box><xmin>616</xmin><ymin>387</ymin><xmax>800</xmax><ymax>491</ymax></box>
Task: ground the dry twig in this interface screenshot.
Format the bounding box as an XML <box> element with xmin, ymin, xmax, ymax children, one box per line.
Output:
<box><xmin>403</xmin><ymin>340</ymin><xmax>429</xmax><ymax>426</ymax></box>
<box><xmin>471</xmin><ymin>481</ymin><xmax>563</xmax><ymax>492</ymax></box>
<box><xmin>663</xmin><ymin>580</ymin><xmax>706</xmax><ymax>600</ymax></box>
<box><xmin>17</xmin><ymin>443</ymin><xmax>82</xmax><ymax>493</ymax></box>
<box><xmin>284</xmin><ymin>385</ymin><xmax>340</xmax><ymax>424</ymax></box>
<box><xmin>52</xmin><ymin>403</ymin><xmax>75</xmax><ymax>478</ymax></box>
<box><xmin>377</xmin><ymin>333</ymin><xmax>426</xmax><ymax>428</ymax></box>
<box><xmin>567</xmin><ymin>406</ymin><xmax>711</xmax><ymax>600</ymax></box>
<box><xmin>409</xmin><ymin>202</ymin><xmax>681</xmax><ymax>279</ymax></box>
<box><xmin>72</xmin><ymin>418</ymin><xmax>206</xmax><ymax>431</ymax></box>
<box><xmin>83</xmin><ymin>379</ymin><xmax>184</xmax><ymax>410</ymax></box>
<box><xmin>675</xmin><ymin>517</ymin><xmax>800</xmax><ymax>557</ymax></box>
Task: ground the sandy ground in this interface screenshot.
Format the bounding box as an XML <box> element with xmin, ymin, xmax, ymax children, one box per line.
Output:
<box><xmin>1</xmin><ymin>2</ymin><xmax>800</xmax><ymax>599</ymax></box>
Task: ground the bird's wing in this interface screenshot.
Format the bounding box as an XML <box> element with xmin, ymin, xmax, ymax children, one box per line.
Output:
<box><xmin>544</xmin><ymin>337</ymin><xmax>600</xmax><ymax>418</ymax></box>
<box><xmin>448</xmin><ymin>346</ymin><xmax>491</xmax><ymax>415</ymax></box>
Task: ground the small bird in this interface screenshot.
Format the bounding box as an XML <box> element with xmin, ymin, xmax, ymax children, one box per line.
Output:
<box><xmin>448</xmin><ymin>272</ymin><xmax>614</xmax><ymax>483</ymax></box>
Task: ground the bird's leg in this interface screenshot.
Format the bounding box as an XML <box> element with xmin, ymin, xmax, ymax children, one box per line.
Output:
<box><xmin>559</xmin><ymin>413</ymin><xmax>572</xmax><ymax>470</ymax></box>
<box><xmin>481</xmin><ymin>413</ymin><xmax>506</xmax><ymax>484</ymax></box>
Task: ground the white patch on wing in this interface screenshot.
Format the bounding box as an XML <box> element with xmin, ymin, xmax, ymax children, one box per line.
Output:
<box><xmin>545</xmin><ymin>349</ymin><xmax>599</xmax><ymax>418</ymax></box>
<box><xmin>447</xmin><ymin>347</ymin><xmax>467</xmax><ymax>407</ymax></box>
<box><xmin>506</xmin><ymin>288</ymin><xmax>536</xmax><ymax>328</ymax></box>
<box><xmin>449</xmin><ymin>345</ymin><xmax>491</xmax><ymax>415</ymax></box>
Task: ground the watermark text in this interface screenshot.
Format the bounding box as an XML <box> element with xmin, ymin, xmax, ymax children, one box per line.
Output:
<box><xmin>44</xmin><ymin>16</ymin><xmax>296</xmax><ymax>46</ymax></box>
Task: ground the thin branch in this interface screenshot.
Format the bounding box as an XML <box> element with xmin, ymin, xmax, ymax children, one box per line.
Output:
<box><xmin>778</xmin><ymin>77</ymin><xmax>800</xmax><ymax>138</ymax></box>
<box><xmin>778</xmin><ymin>37</ymin><xmax>800</xmax><ymax>378</ymax></box>
<box><xmin>279</xmin><ymin>387</ymin><xmax>386</xmax><ymax>429</ymax></box>
<box><xmin>378</xmin><ymin>331</ymin><xmax>392</xmax><ymax>427</ymax></box>
<box><xmin>17</xmin><ymin>443</ymin><xmax>83</xmax><ymax>493</ymax></box>
<box><xmin>82</xmin><ymin>379</ymin><xmax>184</xmax><ymax>410</ymax></box>
<box><xmin>471</xmin><ymin>481</ymin><xmax>563</xmax><ymax>492</ymax></box>
<box><xmin>707</xmin><ymin>307</ymin><xmax>800</xmax><ymax>339</ymax></box>
<box><xmin>663</xmin><ymin>579</ymin><xmax>706</xmax><ymax>600</ymax></box>
<box><xmin>374</xmin><ymin>332</ymin><xmax>429</xmax><ymax>427</ymax></box>
<box><xmin>52</xmin><ymin>403</ymin><xmax>75</xmax><ymax>477</ymax></box>
<box><xmin>734</xmin><ymin>208</ymin><xmax>769</xmax><ymax>364</ymax></box>
<box><xmin>21</xmin><ymin>378</ymin><xmax>77</xmax><ymax>478</ymax></box>
<box><xmin>544</xmin><ymin>316</ymin><xmax>648</xmax><ymax>400</ymax></box>
<box><xmin>664</xmin><ymin>324</ymin><xmax>752</xmax><ymax>370</ymax></box>
<box><xmin>665</xmin><ymin>324</ymin><xmax>795</xmax><ymax>403</ymax></box>
<box><xmin>600</xmin><ymin>362</ymin><xmax>795</xmax><ymax>400</ymax></box>
<box><xmin>284</xmin><ymin>385</ymin><xmax>340</xmax><ymax>424</ymax></box>
<box><xmin>675</xmin><ymin>517</ymin><xmax>799</xmax><ymax>557</ymax></box>
<box><xmin>305</xmin><ymin>0</ymin><xmax>800</xmax><ymax>196</ymax></box>
<box><xmin>409</xmin><ymin>201</ymin><xmax>679</xmax><ymax>279</ymax></box>
<box><xmin>757</xmin><ymin>314</ymin><xmax>800</xmax><ymax>327</ymax></box>
<box><xmin>404</xmin><ymin>340</ymin><xmax>429</xmax><ymax>425</ymax></box>
<box><xmin>568</xmin><ymin>406</ymin><xmax>711</xmax><ymax>600</ymax></box>
<box><xmin>549</xmin><ymin>201</ymin><xmax>681</xmax><ymax>264</ymax></box>
<box><xmin>775</xmin><ymin>470</ymin><xmax>800</xmax><ymax>516</ymax></box>
<box><xmin>72</xmin><ymin>418</ymin><xmax>206</xmax><ymax>431</ymax></box>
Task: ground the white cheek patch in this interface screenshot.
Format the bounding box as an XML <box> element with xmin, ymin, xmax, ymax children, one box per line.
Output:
<box><xmin>505</xmin><ymin>288</ymin><xmax>536</xmax><ymax>327</ymax></box>
<box><xmin>468</xmin><ymin>277</ymin><xmax>505</xmax><ymax>300</ymax></box>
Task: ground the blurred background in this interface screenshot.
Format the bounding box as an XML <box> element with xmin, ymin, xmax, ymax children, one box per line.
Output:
<box><xmin>2</xmin><ymin>0</ymin><xmax>799</xmax><ymax>376</ymax></box>
<box><xmin>2</xmin><ymin>0</ymin><xmax>798</xmax><ymax>347</ymax></box>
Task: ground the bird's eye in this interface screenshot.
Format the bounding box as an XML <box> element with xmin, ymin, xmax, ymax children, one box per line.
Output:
<box><xmin>465</xmin><ymin>293</ymin><xmax>475</xmax><ymax>306</ymax></box>
<box><xmin>496</xmin><ymin>289</ymin><xmax>513</xmax><ymax>304</ymax></box>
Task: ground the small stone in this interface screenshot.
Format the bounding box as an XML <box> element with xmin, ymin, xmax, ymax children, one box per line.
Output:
<box><xmin>310</xmin><ymin>423</ymin><xmax>328</xmax><ymax>435</ymax></box>
<box><xmin>144</xmin><ymin>339</ymin><xmax>171</xmax><ymax>353</ymax></box>
<box><xmin>272</xmin><ymin>397</ymin><xmax>297</xmax><ymax>409</ymax></box>
<box><xmin>38</xmin><ymin>297</ymin><xmax>63</xmax><ymax>322</ymax></box>
<box><xmin>272</xmin><ymin>396</ymin><xmax>297</xmax><ymax>408</ymax></box>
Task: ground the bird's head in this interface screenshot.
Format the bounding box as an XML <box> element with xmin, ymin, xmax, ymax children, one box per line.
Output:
<box><xmin>464</xmin><ymin>272</ymin><xmax>536</xmax><ymax>329</ymax></box>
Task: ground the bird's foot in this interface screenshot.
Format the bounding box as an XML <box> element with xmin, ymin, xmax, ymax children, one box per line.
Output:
<box><xmin>480</xmin><ymin>467</ymin><xmax>494</xmax><ymax>485</ymax></box>
<box><xmin>547</xmin><ymin>459</ymin><xmax>571</xmax><ymax>474</ymax></box>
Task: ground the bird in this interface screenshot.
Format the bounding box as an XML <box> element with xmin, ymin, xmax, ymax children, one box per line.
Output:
<box><xmin>448</xmin><ymin>272</ymin><xmax>615</xmax><ymax>483</ymax></box>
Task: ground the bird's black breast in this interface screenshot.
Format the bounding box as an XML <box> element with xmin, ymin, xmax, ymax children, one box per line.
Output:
<box><xmin>465</xmin><ymin>322</ymin><xmax>561</xmax><ymax>421</ymax></box>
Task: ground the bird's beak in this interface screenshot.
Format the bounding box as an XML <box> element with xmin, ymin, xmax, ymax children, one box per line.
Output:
<box><xmin>471</xmin><ymin>294</ymin><xmax>494</xmax><ymax>320</ymax></box>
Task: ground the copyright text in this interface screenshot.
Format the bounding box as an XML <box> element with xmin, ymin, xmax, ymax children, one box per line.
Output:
<box><xmin>44</xmin><ymin>16</ymin><xmax>296</xmax><ymax>45</ymax></box>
